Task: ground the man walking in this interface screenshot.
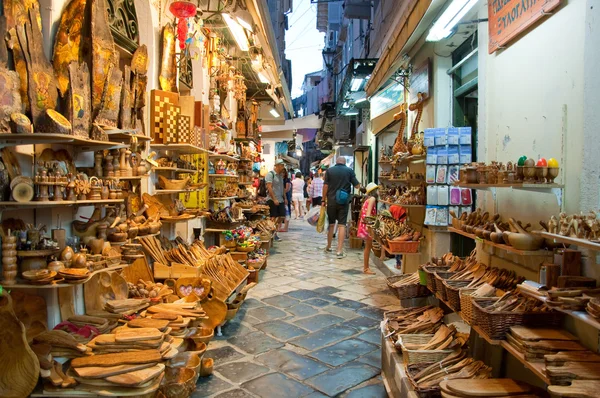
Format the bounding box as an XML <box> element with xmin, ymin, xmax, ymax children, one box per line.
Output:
<box><xmin>309</xmin><ymin>170</ymin><xmax>324</xmax><ymax>207</ymax></box>
<box><xmin>266</xmin><ymin>159</ymin><xmax>287</xmax><ymax>241</ymax></box>
<box><xmin>322</xmin><ymin>157</ymin><xmax>362</xmax><ymax>258</ymax></box>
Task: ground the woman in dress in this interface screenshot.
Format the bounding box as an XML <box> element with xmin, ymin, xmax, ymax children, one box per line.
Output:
<box><xmin>356</xmin><ymin>183</ymin><xmax>379</xmax><ymax>275</ymax></box>
<box><xmin>291</xmin><ymin>172</ymin><xmax>305</xmax><ymax>219</ymax></box>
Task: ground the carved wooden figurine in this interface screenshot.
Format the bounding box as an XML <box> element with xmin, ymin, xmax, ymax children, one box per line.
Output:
<box><xmin>392</xmin><ymin>103</ymin><xmax>408</xmax><ymax>155</ymax></box>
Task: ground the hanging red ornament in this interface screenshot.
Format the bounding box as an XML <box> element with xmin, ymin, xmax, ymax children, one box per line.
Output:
<box><xmin>169</xmin><ymin>1</ymin><xmax>197</xmax><ymax>50</ymax></box>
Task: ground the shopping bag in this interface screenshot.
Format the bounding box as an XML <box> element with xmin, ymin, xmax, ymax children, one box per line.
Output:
<box><xmin>316</xmin><ymin>206</ymin><xmax>327</xmax><ymax>233</ymax></box>
<box><xmin>306</xmin><ymin>206</ymin><xmax>321</xmax><ymax>226</ymax></box>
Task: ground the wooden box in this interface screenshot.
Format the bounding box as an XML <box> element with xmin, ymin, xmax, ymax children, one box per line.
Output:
<box><xmin>229</xmin><ymin>251</ymin><xmax>248</xmax><ymax>262</ymax></box>
<box><xmin>153</xmin><ymin>262</ymin><xmax>201</xmax><ymax>279</ymax></box>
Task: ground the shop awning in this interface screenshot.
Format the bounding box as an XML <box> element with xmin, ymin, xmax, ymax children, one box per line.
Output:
<box><xmin>365</xmin><ymin>0</ymin><xmax>432</xmax><ymax>97</ymax></box>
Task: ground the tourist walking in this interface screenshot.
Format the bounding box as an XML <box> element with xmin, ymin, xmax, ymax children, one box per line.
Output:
<box><xmin>309</xmin><ymin>172</ymin><xmax>324</xmax><ymax>207</ymax></box>
<box><xmin>265</xmin><ymin>159</ymin><xmax>287</xmax><ymax>241</ymax></box>
<box><xmin>322</xmin><ymin>157</ymin><xmax>363</xmax><ymax>258</ymax></box>
<box><xmin>291</xmin><ymin>172</ymin><xmax>305</xmax><ymax>219</ymax></box>
<box><xmin>279</xmin><ymin>169</ymin><xmax>292</xmax><ymax>232</ymax></box>
<box><xmin>304</xmin><ymin>176</ymin><xmax>311</xmax><ymax>210</ymax></box>
<box><xmin>357</xmin><ymin>183</ymin><xmax>379</xmax><ymax>275</ymax></box>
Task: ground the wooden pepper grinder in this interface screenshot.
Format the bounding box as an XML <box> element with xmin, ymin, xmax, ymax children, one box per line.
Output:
<box><xmin>94</xmin><ymin>151</ymin><xmax>103</xmax><ymax>177</ymax></box>
<box><xmin>105</xmin><ymin>153</ymin><xmax>114</xmax><ymax>177</ymax></box>
<box><xmin>112</xmin><ymin>149</ymin><xmax>120</xmax><ymax>176</ymax></box>
<box><xmin>2</xmin><ymin>231</ymin><xmax>18</xmax><ymax>285</ymax></box>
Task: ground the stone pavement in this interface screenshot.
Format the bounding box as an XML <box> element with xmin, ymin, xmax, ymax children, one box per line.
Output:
<box><xmin>193</xmin><ymin>219</ymin><xmax>400</xmax><ymax>397</ymax></box>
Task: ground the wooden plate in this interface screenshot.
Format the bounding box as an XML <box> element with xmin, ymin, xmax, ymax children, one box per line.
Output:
<box><xmin>22</xmin><ymin>269</ymin><xmax>56</xmax><ymax>281</ymax></box>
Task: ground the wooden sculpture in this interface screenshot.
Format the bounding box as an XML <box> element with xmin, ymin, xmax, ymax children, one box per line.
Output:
<box><xmin>53</xmin><ymin>0</ymin><xmax>86</xmax><ymax>96</ymax></box>
<box><xmin>0</xmin><ymin>16</ymin><xmax>8</xmax><ymax>66</ymax></box>
<box><xmin>0</xmin><ymin>291</ymin><xmax>40</xmax><ymax>398</ymax></box>
<box><xmin>90</xmin><ymin>0</ymin><xmax>117</xmax><ymax>118</ymax></box>
<box><xmin>119</xmin><ymin>65</ymin><xmax>132</xmax><ymax>129</ymax></box>
<box><xmin>4</xmin><ymin>0</ymin><xmax>41</xmax><ymax>112</ymax></box>
<box><xmin>409</xmin><ymin>92</ymin><xmax>428</xmax><ymax>140</ymax></box>
<box><xmin>95</xmin><ymin>63</ymin><xmax>123</xmax><ymax>128</ymax></box>
<box><xmin>159</xmin><ymin>23</ymin><xmax>177</xmax><ymax>92</ymax></box>
<box><xmin>392</xmin><ymin>103</ymin><xmax>408</xmax><ymax>154</ymax></box>
<box><xmin>16</xmin><ymin>8</ymin><xmax>59</xmax><ymax>128</ymax></box>
<box><xmin>67</xmin><ymin>62</ymin><xmax>91</xmax><ymax>137</ymax></box>
<box><xmin>0</xmin><ymin>68</ymin><xmax>22</xmax><ymax>132</ymax></box>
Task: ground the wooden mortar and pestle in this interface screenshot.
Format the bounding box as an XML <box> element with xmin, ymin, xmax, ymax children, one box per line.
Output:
<box><xmin>506</xmin><ymin>218</ymin><xmax>545</xmax><ymax>250</ymax></box>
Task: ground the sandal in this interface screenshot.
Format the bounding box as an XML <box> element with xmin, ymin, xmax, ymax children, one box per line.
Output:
<box><xmin>363</xmin><ymin>269</ymin><xmax>376</xmax><ymax>275</ymax></box>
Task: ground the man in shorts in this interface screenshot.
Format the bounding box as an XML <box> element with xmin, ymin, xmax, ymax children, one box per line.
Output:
<box><xmin>322</xmin><ymin>157</ymin><xmax>363</xmax><ymax>258</ymax></box>
<box><xmin>266</xmin><ymin>159</ymin><xmax>287</xmax><ymax>241</ymax></box>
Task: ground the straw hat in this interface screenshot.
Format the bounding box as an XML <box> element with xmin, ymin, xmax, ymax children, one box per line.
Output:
<box><xmin>365</xmin><ymin>183</ymin><xmax>379</xmax><ymax>194</ymax></box>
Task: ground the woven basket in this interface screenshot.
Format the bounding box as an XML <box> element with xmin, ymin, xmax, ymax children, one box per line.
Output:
<box><xmin>386</xmin><ymin>275</ymin><xmax>430</xmax><ymax>300</ymax></box>
<box><xmin>236</xmin><ymin>244</ymin><xmax>255</xmax><ymax>252</ymax></box>
<box><xmin>397</xmin><ymin>334</ymin><xmax>454</xmax><ymax>365</ymax></box>
<box><xmin>386</xmin><ymin>240</ymin><xmax>420</xmax><ymax>253</ymax></box>
<box><xmin>406</xmin><ymin>363</ymin><xmax>442</xmax><ymax>398</ymax></box>
<box><xmin>422</xmin><ymin>266</ymin><xmax>451</xmax><ymax>294</ymax></box>
<box><xmin>459</xmin><ymin>288</ymin><xmax>478</xmax><ymax>324</ymax></box>
<box><xmin>434</xmin><ymin>271</ymin><xmax>456</xmax><ymax>301</ymax></box>
<box><xmin>442</xmin><ymin>279</ymin><xmax>472</xmax><ymax>312</ymax></box>
<box><xmin>472</xmin><ymin>298</ymin><xmax>563</xmax><ymax>340</ymax></box>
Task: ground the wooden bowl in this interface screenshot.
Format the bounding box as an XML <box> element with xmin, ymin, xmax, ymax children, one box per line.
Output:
<box><xmin>167</xmin><ymin>352</ymin><xmax>201</xmax><ymax>376</ymax></box>
<box><xmin>190</xmin><ymin>328</ymin><xmax>214</xmax><ymax>346</ymax></box>
<box><xmin>158</xmin><ymin>175</ymin><xmax>190</xmax><ymax>190</ymax></box>
<box><xmin>160</xmin><ymin>367</ymin><xmax>196</xmax><ymax>398</ymax></box>
<box><xmin>107</xmin><ymin>232</ymin><xmax>127</xmax><ymax>242</ymax></box>
<box><xmin>186</xmin><ymin>340</ymin><xmax>207</xmax><ymax>356</ymax></box>
<box><xmin>199</xmin><ymin>358</ymin><xmax>213</xmax><ymax>377</ymax></box>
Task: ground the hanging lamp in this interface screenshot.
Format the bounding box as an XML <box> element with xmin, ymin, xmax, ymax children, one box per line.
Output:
<box><xmin>169</xmin><ymin>1</ymin><xmax>197</xmax><ymax>50</ymax></box>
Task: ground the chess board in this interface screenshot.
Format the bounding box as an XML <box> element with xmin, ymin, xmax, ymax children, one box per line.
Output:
<box><xmin>150</xmin><ymin>89</ymin><xmax>179</xmax><ymax>144</ymax></box>
<box><xmin>177</xmin><ymin>114</ymin><xmax>191</xmax><ymax>144</ymax></box>
<box><xmin>164</xmin><ymin>104</ymin><xmax>181</xmax><ymax>144</ymax></box>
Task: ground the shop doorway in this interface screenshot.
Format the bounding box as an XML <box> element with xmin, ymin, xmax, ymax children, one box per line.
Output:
<box><xmin>451</xmin><ymin>33</ymin><xmax>478</xmax><ymax>256</ymax></box>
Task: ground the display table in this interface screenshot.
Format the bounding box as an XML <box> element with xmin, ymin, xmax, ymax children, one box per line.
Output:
<box><xmin>381</xmin><ymin>328</ymin><xmax>419</xmax><ymax>398</ymax></box>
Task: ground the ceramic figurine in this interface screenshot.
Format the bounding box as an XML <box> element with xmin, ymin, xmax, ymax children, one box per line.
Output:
<box><xmin>216</xmin><ymin>159</ymin><xmax>226</xmax><ymax>174</ymax></box>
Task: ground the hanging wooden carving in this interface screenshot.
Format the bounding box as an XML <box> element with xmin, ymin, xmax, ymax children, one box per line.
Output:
<box><xmin>392</xmin><ymin>103</ymin><xmax>408</xmax><ymax>154</ymax></box>
<box><xmin>409</xmin><ymin>93</ymin><xmax>428</xmax><ymax>140</ymax></box>
<box><xmin>53</xmin><ymin>0</ymin><xmax>86</xmax><ymax>97</ymax></box>
<box><xmin>0</xmin><ymin>17</ymin><xmax>8</xmax><ymax>66</ymax></box>
<box><xmin>106</xmin><ymin>0</ymin><xmax>140</xmax><ymax>54</ymax></box>
<box><xmin>4</xmin><ymin>0</ymin><xmax>41</xmax><ymax>112</ymax></box>
<box><xmin>119</xmin><ymin>65</ymin><xmax>132</xmax><ymax>129</ymax></box>
<box><xmin>131</xmin><ymin>44</ymin><xmax>148</xmax><ymax>75</ymax></box>
<box><xmin>16</xmin><ymin>8</ymin><xmax>59</xmax><ymax>129</ymax></box>
<box><xmin>91</xmin><ymin>0</ymin><xmax>117</xmax><ymax>117</ymax></box>
<box><xmin>67</xmin><ymin>62</ymin><xmax>91</xmax><ymax>137</ymax></box>
<box><xmin>159</xmin><ymin>23</ymin><xmax>177</xmax><ymax>92</ymax></box>
<box><xmin>95</xmin><ymin>64</ymin><xmax>123</xmax><ymax>128</ymax></box>
<box><xmin>133</xmin><ymin>74</ymin><xmax>148</xmax><ymax>135</ymax></box>
<box><xmin>0</xmin><ymin>68</ymin><xmax>22</xmax><ymax>133</ymax></box>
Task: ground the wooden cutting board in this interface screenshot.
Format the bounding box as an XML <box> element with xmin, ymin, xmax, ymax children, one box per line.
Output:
<box><xmin>71</xmin><ymin>349</ymin><xmax>161</xmax><ymax>368</ymax></box>
<box><xmin>199</xmin><ymin>294</ymin><xmax>227</xmax><ymax>329</ymax></box>
<box><xmin>548</xmin><ymin>380</ymin><xmax>600</xmax><ymax>397</ymax></box>
<box><xmin>105</xmin><ymin>299</ymin><xmax>150</xmax><ymax>310</ymax></box>
<box><xmin>34</xmin><ymin>330</ymin><xmax>87</xmax><ymax>352</ymax></box>
<box><xmin>127</xmin><ymin>318</ymin><xmax>169</xmax><ymax>330</ymax></box>
<box><xmin>510</xmin><ymin>326</ymin><xmax>578</xmax><ymax>341</ymax></box>
<box><xmin>445</xmin><ymin>379</ymin><xmax>533</xmax><ymax>396</ymax></box>
<box><xmin>150</xmin><ymin>313</ymin><xmax>178</xmax><ymax>321</ymax></box>
<box><xmin>522</xmin><ymin>340</ymin><xmax>586</xmax><ymax>352</ymax></box>
<box><xmin>546</xmin><ymin>351</ymin><xmax>600</xmax><ymax>365</ymax></box>
<box><xmin>104</xmin><ymin>364</ymin><xmax>164</xmax><ymax>387</ymax></box>
<box><xmin>92</xmin><ymin>334</ymin><xmax>163</xmax><ymax>348</ymax></box>
<box><xmin>120</xmin><ymin>257</ymin><xmax>153</xmax><ymax>284</ymax></box>
<box><xmin>115</xmin><ymin>328</ymin><xmax>163</xmax><ymax>342</ymax></box>
<box><xmin>44</xmin><ymin>373</ymin><xmax>164</xmax><ymax>397</ymax></box>
<box><xmin>546</xmin><ymin>362</ymin><xmax>600</xmax><ymax>380</ymax></box>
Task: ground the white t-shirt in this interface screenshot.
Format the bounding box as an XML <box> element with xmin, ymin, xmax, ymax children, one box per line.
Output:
<box><xmin>291</xmin><ymin>178</ymin><xmax>305</xmax><ymax>195</ymax></box>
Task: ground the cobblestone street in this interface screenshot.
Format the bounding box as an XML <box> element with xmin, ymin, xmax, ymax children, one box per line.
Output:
<box><xmin>194</xmin><ymin>220</ymin><xmax>399</xmax><ymax>397</ymax></box>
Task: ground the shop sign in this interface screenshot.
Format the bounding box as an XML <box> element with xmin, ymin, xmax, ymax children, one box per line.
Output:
<box><xmin>370</xmin><ymin>82</ymin><xmax>404</xmax><ymax>119</ymax></box>
<box><xmin>409</xmin><ymin>60</ymin><xmax>430</xmax><ymax>103</ymax></box>
<box><xmin>489</xmin><ymin>0</ymin><xmax>562</xmax><ymax>53</ymax></box>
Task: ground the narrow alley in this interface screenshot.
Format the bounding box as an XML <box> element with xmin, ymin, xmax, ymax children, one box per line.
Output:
<box><xmin>195</xmin><ymin>220</ymin><xmax>397</xmax><ymax>397</ymax></box>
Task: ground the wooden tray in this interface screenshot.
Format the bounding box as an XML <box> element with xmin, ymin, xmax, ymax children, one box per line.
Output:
<box><xmin>510</xmin><ymin>326</ymin><xmax>578</xmax><ymax>341</ymax></box>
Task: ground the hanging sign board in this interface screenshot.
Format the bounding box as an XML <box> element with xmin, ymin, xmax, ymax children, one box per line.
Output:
<box><xmin>409</xmin><ymin>60</ymin><xmax>430</xmax><ymax>102</ymax></box>
<box><xmin>489</xmin><ymin>0</ymin><xmax>562</xmax><ymax>53</ymax></box>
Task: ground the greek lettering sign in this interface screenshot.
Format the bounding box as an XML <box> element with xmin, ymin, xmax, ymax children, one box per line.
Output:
<box><xmin>489</xmin><ymin>0</ymin><xmax>561</xmax><ymax>53</ymax></box>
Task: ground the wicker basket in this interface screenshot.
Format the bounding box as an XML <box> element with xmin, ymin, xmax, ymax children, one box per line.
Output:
<box><xmin>236</xmin><ymin>244</ymin><xmax>255</xmax><ymax>252</ymax></box>
<box><xmin>472</xmin><ymin>298</ymin><xmax>563</xmax><ymax>340</ymax></box>
<box><xmin>386</xmin><ymin>275</ymin><xmax>430</xmax><ymax>300</ymax></box>
<box><xmin>397</xmin><ymin>334</ymin><xmax>454</xmax><ymax>365</ymax></box>
<box><xmin>422</xmin><ymin>266</ymin><xmax>451</xmax><ymax>294</ymax></box>
<box><xmin>386</xmin><ymin>240</ymin><xmax>420</xmax><ymax>253</ymax></box>
<box><xmin>442</xmin><ymin>279</ymin><xmax>472</xmax><ymax>312</ymax></box>
<box><xmin>459</xmin><ymin>288</ymin><xmax>478</xmax><ymax>324</ymax></box>
<box><xmin>406</xmin><ymin>363</ymin><xmax>442</xmax><ymax>398</ymax></box>
<box><xmin>434</xmin><ymin>271</ymin><xmax>456</xmax><ymax>301</ymax></box>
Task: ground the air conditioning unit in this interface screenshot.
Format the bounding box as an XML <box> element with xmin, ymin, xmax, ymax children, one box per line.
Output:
<box><xmin>334</xmin><ymin>117</ymin><xmax>350</xmax><ymax>142</ymax></box>
<box><xmin>355</xmin><ymin>131</ymin><xmax>365</xmax><ymax>146</ymax></box>
<box><xmin>344</xmin><ymin>0</ymin><xmax>371</xmax><ymax>20</ymax></box>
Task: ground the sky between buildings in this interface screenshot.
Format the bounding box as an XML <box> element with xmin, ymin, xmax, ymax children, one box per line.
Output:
<box><xmin>285</xmin><ymin>0</ymin><xmax>326</xmax><ymax>99</ymax></box>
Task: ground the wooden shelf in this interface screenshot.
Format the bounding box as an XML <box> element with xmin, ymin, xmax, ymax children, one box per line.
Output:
<box><xmin>105</xmin><ymin>129</ymin><xmax>152</xmax><ymax>142</ymax></box>
<box><xmin>209</xmin><ymin>174</ymin><xmax>239</xmax><ymax>178</ymax></box>
<box><xmin>532</xmin><ymin>231</ymin><xmax>600</xmax><ymax>251</ymax></box>
<box><xmin>238</xmin><ymin>181</ymin><xmax>254</xmax><ymax>185</ymax></box>
<box><xmin>379</xmin><ymin>177</ymin><xmax>425</xmax><ymax>184</ymax></box>
<box><xmin>378</xmin><ymin>155</ymin><xmax>426</xmax><ymax>166</ymax></box>
<box><xmin>104</xmin><ymin>176</ymin><xmax>148</xmax><ymax>180</ymax></box>
<box><xmin>160</xmin><ymin>216</ymin><xmax>199</xmax><ymax>224</ymax></box>
<box><xmin>208</xmin><ymin>153</ymin><xmax>240</xmax><ymax>162</ymax></box>
<box><xmin>151</xmin><ymin>143</ymin><xmax>209</xmax><ymax>154</ymax></box>
<box><xmin>453</xmin><ymin>183</ymin><xmax>563</xmax><ymax>190</ymax></box>
<box><xmin>448</xmin><ymin>227</ymin><xmax>553</xmax><ymax>257</ymax></box>
<box><xmin>7</xmin><ymin>263</ymin><xmax>129</xmax><ymax>289</ymax></box>
<box><xmin>0</xmin><ymin>133</ymin><xmax>128</xmax><ymax>151</ymax></box>
<box><xmin>501</xmin><ymin>340</ymin><xmax>550</xmax><ymax>385</ymax></box>
<box><xmin>209</xmin><ymin>196</ymin><xmax>238</xmax><ymax>201</ymax></box>
<box><xmin>204</xmin><ymin>228</ymin><xmax>229</xmax><ymax>232</ymax></box>
<box><xmin>379</xmin><ymin>200</ymin><xmax>425</xmax><ymax>208</ymax></box>
<box><xmin>0</xmin><ymin>199</ymin><xmax>124</xmax><ymax>208</ymax></box>
<box><xmin>153</xmin><ymin>167</ymin><xmax>198</xmax><ymax>173</ymax></box>
<box><xmin>154</xmin><ymin>189</ymin><xmax>203</xmax><ymax>195</ymax></box>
